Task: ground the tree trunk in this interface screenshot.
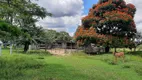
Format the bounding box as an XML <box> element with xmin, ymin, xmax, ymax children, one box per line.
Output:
<box><xmin>105</xmin><ymin>46</ymin><xmax>110</xmax><ymax>53</ymax></box>
<box><xmin>114</xmin><ymin>48</ymin><xmax>117</xmax><ymax>52</ymax></box>
<box><xmin>24</xmin><ymin>41</ymin><xmax>30</xmax><ymax>53</ymax></box>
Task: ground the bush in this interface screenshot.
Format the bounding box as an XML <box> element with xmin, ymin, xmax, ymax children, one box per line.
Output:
<box><xmin>0</xmin><ymin>56</ymin><xmax>43</xmax><ymax>79</ymax></box>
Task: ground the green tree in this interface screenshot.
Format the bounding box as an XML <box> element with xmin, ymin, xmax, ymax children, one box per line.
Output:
<box><xmin>0</xmin><ymin>20</ymin><xmax>21</xmax><ymax>41</ymax></box>
<box><xmin>0</xmin><ymin>0</ymin><xmax>51</xmax><ymax>52</ymax></box>
<box><xmin>42</xmin><ymin>30</ymin><xmax>58</xmax><ymax>51</ymax></box>
<box><xmin>42</xmin><ymin>30</ymin><xmax>72</xmax><ymax>50</ymax></box>
<box><xmin>57</xmin><ymin>31</ymin><xmax>71</xmax><ymax>42</ymax></box>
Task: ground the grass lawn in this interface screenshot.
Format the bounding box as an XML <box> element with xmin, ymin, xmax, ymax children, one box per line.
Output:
<box><xmin>0</xmin><ymin>48</ymin><xmax>142</xmax><ymax>80</ymax></box>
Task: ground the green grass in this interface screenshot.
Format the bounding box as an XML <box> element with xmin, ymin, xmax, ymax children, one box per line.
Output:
<box><xmin>0</xmin><ymin>49</ymin><xmax>142</xmax><ymax>80</ymax></box>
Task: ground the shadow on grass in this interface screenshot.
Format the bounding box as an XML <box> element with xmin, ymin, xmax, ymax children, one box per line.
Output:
<box><xmin>2</xmin><ymin>48</ymin><xmax>10</xmax><ymax>50</ymax></box>
<box><xmin>128</xmin><ymin>51</ymin><xmax>142</xmax><ymax>57</ymax></box>
<box><xmin>84</xmin><ymin>52</ymin><xmax>112</xmax><ymax>56</ymax></box>
<box><xmin>14</xmin><ymin>50</ymin><xmax>52</xmax><ymax>56</ymax></box>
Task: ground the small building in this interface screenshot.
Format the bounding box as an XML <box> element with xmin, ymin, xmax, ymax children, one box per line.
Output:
<box><xmin>39</xmin><ymin>40</ymin><xmax>77</xmax><ymax>49</ymax></box>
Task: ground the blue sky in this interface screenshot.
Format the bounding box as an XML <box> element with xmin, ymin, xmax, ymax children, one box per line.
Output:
<box><xmin>83</xmin><ymin>0</ymin><xmax>98</xmax><ymax>15</ymax></box>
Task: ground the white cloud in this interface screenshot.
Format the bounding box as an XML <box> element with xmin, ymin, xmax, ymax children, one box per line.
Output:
<box><xmin>33</xmin><ymin>0</ymin><xmax>84</xmax><ymax>36</ymax></box>
<box><xmin>36</xmin><ymin>0</ymin><xmax>83</xmax><ymax>17</ymax></box>
<box><xmin>125</xmin><ymin>0</ymin><xmax>142</xmax><ymax>33</ymax></box>
<box><xmin>37</xmin><ymin>15</ymin><xmax>82</xmax><ymax>36</ymax></box>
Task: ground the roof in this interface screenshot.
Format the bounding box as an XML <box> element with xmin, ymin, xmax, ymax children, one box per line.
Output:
<box><xmin>55</xmin><ymin>40</ymin><xmax>76</xmax><ymax>43</ymax></box>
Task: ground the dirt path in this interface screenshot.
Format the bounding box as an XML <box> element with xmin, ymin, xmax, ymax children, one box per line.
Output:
<box><xmin>47</xmin><ymin>49</ymin><xmax>67</xmax><ymax>56</ymax></box>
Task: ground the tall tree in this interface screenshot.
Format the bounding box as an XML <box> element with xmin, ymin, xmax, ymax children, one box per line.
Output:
<box><xmin>0</xmin><ymin>0</ymin><xmax>51</xmax><ymax>52</ymax></box>
<box><xmin>75</xmin><ymin>0</ymin><xmax>136</xmax><ymax>52</ymax></box>
<box><xmin>82</xmin><ymin>0</ymin><xmax>136</xmax><ymax>37</ymax></box>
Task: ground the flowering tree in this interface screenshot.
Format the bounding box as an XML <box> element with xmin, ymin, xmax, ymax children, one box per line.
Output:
<box><xmin>74</xmin><ymin>0</ymin><xmax>136</xmax><ymax>52</ymax></box>
<box><xmin>82</xmin><ymin>0</ymin><xmax>136</xmax><ymax>37</ymax></box>
<box><xmin>74</xmin><ymin>26</ymin><xmax>110</xmax><ymax>46</ymax></box>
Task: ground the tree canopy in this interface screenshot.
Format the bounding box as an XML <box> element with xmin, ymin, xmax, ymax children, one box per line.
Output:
<box><xmin>82</xmin><ymin>0</ymin><xmax>136</xmax><ymax>37</ymax></box>
<box><xmin>75</xmin><ymin>0</ymin><xmax>136</xmax><ymax>49</ymax></box>
<box><xmin>42</xmin><ymin>30</ymin><xmax>71</xmax><ymax>44</ymax></box>
<box><xmin>0</xmin><ymin>20</ymin><xmax>21</xmax><ymax>40</ymax></box>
